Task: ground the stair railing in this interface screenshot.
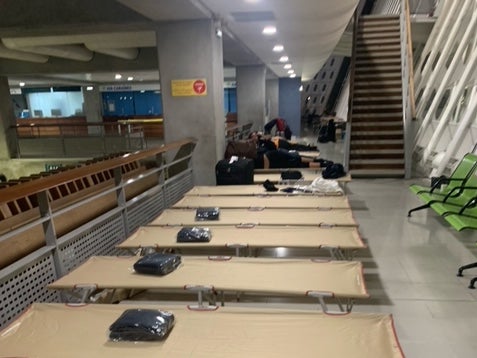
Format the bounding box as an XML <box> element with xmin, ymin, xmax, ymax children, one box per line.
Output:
<box><xmin>343</xmin><ymin>7</ymin><xmax>360</xmax><ymax>172</ymax></box>
<box><xmin>400</xmin><ymin>0</ymin><xmax>416</xmax><ymax>178</ymax></box>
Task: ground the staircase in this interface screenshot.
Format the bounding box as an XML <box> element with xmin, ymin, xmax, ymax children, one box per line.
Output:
<box><xmin>348</xmin><ymin>15</ymin><xmax>405</xmax><ymax>177</ymax></box>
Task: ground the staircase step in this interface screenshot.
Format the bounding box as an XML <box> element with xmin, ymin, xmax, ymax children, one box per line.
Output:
<box><xmin>351</xmin><ymin>138</ymin><xmax>403</xmax><ymax>144</ymax></box>
<box><xmin>351</xmin><ymin>143</ymin><xmax>404</xmax><ymax>150</ymax></box>
<box><xmin>360</xmin><ymin>15</ymin><xmax>399</xmax><ymax>22</ymax></box>
<box><xmin>354</xmin><ymin>82</ymin><xmax>402</xmax><ymax>90</ymax></box>
<box><xmin>357</xmin><ymin>38</ymin><xmax>401</xmax><ymax>47</ymax></box>
<box><xmin>355</xmin><ymin>58</ymin><xmax>401</xmax><ymax>66</ymax></box>
<box><xmin>351</xmin><ymin>127</ymin><xmax>403</xmax><ymax>133</ymax></box>
<box><xmin>353</xmin><ymin>97</ymin><xmax>402</xmax><ymax>104</ymax></box>
<box><xmin>352</xmin><ymin>106</ymin><xmax>402</xmax><ymax>114</ymax></box>
<box><xmin>355</xmin><ymin>68</ymin><xmax>401</xmax><ymax>76</ymax></box>
<box><xmin>356</xmin><ymin>45</ymin><xmax>401</xmax><ymax>53</ymax></box>
<box><xmin>354</xmin><ymin>88</ymin><xmax>402</xmax><ymax>95</ymax></box>
<box><xmin>356</xmin><ymin>51</ymin><xmax>401</xmax><ymax>59</ymax></box>
<box><xmin>349</xmin><ymin>168</ymin><xmax>405</xmax><ymax>177</ymax></box>
<box><xmin>357</xmin><ymin>29</ymin><xmax>400</xmax><ymax>37</ymax></box>
<box><xmin>350</xmin><ymin>152</ymin><xmax>404</xmax><ymax>160</ymax></box>
<box><xmin>355</xmin><ymin>73</ymin><xmax>402</xmax><ymax>80</ymax></box>
<box><xmin>352</xmin><ymin>112</ymin><xmax>403</xmax><ymax>118</ymax></box>
<box><xmin>351</xmin><ymin>124</ymin><xmax>403</xmax><ymax>131</ymax></box>
<box><xmin>351</xmin><ymin>134</ymin><xmax>403</xmax><ymax>141</ymax></box>
<box><xmin>351</xmin><ymin>148</ymin><xmax>404</xmax><ymax>155</ymax></box>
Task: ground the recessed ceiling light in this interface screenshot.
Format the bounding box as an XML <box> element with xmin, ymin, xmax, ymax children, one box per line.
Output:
<box><xmin>127</xmin><ymin>76</ymin><xmax>134</xmax><ymax>81</ymax></box>
<box><xmin>287</xmin><ymin>69</ymin><xmax>295</xmax><ymax>74</ymax></box>
<box><xmin>262</xmin><ymin>26</ymin><xmax>276</xmax><ymax>35</ymax></box>
<box><xmin>115</xmin><ymin>74</ymin><xmax>122</xmax><ymax>80</ymax></box>
<box><xmin>19</xmin><ymin>82</ymin><xmax>25</xmax><ymax>87</ymax></box>
<box><xmin>283</xmin><ymin>64</ymin><xmax>292</xmax><ymax>69</ymax></box>
<box><xmin>279</xmin><ymin>56</ymin><xmax>289</xmax><ymax>62</ymax></box>
<box><xmin>86</xmin><ymin>86</ymin><xmax>94</xmax><ymax>91</ymax></box>
<box><xmin>289</xmin><ymin>74</ymin><xmax>296</xmax><ymax>78</ymax></box>
<box><xmin>273</xmin><ymin>44</ymin><xmax>284</xmax><ymax>52</ymax></box>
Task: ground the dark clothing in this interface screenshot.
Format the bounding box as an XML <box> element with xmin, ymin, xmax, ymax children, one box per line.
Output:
<box><xmin>264</xmin><ymin>118</ymin><xmax>293</xmax><ymax>140</ymax></box>
<box><xmin>266</xmin><ymin>149</ymin><xmax>303</xmax><ymax>168</ymax></box>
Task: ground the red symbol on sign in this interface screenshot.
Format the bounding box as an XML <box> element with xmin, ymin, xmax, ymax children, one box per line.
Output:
<box><xmin>193</xmin><ymin>80</ymin><xmax>206</xmax><ymax>94</ymax></box>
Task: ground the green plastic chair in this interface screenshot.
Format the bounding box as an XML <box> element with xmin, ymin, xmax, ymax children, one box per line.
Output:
<box><xmin>410</xmin><ymin>153</ymin><xmax>477</xmax><ymax>194</ymax></box>
<box><xmin>408</xmin><ymin>153</ymin><xmax>477</xmax><ymax>216</ymax></box>
<box><xmin>443</xmin><ymin>195</ymin><xmax>477</xmax><ymax>231</ymax></box>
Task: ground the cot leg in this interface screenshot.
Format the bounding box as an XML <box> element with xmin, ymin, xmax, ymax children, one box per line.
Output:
<box><xmin>469</xmin><ymin>277</ymin><xmax>477</xmax><ymax>289</ymax></box>
<box><xmin>457</xmin><ymin>262</ymin><xmax>477</xmax><ymax>276</ymax></box>
<box><xmin>407</xmin><ymin>203</ymin><xmax>430</xmax><ymax>217</ymax></box>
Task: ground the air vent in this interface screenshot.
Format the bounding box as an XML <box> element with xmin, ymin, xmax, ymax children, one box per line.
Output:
<box><xmin>230</xmin><ymin>11</ymin><xmax>276</xmax><ymax>22</ymax></box>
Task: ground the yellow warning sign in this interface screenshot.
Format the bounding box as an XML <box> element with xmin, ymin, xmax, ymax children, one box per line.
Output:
<box><xmin>171</xmin><ymin>79</ymin><xmax>207</xmax><ymax>96</ymax></box>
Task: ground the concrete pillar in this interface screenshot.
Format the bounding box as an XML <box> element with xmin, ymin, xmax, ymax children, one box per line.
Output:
<box><xmin>266</xmin><ymin>79</ymin><xmax>279</xmax><ymax>124</ymax></box>
<box><xmin>0</xmin><ymin>76</ymin><xmax>18</xmax><ymax>159</ymax></box>
<box><xmin>279</xmin><ymin>77</ymin><xmax>302</xmax><ymax>138</ymax></box>
<box><xmin>156</xmin><ymin>20</ymin><xmax>224</xmax><ymax>185</ymax></box>
<box><xmin>236</xmin><ymin>65</ymin><xmax>266</xmax><ymax>131</ymax></box>
<box><xmin>82</xmin><ymin>86</ymin><xmax>103</xmax><ymax>135</ymax></box>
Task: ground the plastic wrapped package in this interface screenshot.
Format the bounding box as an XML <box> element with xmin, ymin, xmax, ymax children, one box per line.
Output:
<box><xmin>133</xmin><ymin>253</ymin><xmax>181</xmax><ymax>276</ymax></box>
<box><xmin>195</xmin><ymin>207</ymin><xmax>220</xmax><ymax>221</ymax></box>
<box><xmin>177</xmin><ymin>227</ymin><xmax>212</xmax><ymax>242</ymax></box>
<box><xmin>109</xmin><ymin>308</ymin><xmax>175</xmax><ymax>341</ymax></box>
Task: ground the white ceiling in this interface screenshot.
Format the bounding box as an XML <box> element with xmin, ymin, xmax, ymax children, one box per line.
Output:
<box><xmin>0</xmin><ymin>0</ymin><xmax>359</xmax><ymax>88</ymax></box>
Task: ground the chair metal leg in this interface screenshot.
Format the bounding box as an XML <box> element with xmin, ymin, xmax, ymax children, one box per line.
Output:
<box><xmin>407</xmin><ymin>203</ymin><xmax>431</xmax><ymax>217</ymax></box>
<box><xmin>457</xmin><ymin>262</ymin><xmax>477</xmax><ymax>276</ymax></box>
<box><xmin>468</xmin><ymin>277</ymin><xmax>477</xmax><ymax>289</ymax></box>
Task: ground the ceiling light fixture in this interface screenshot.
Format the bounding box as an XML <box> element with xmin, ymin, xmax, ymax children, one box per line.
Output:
<box><xmin>19</xmin><ymin>82</ymin><xmax>25</xmax><ymax>87</ymax></box>
<box><xmin>273</xmin><ymin>44</ymin><xmax>284</xmax><ymax>52</ymax></box>
<box><xmin>127</xmin><ymin>76</ymin><xmax>134</xmax><ymax>81</ymax></box>
<box><xmin>279</xmin><ymin>56</ymin><xmax>289</xmax><ymax>62</ymax></box>
<box><xmin>262</xmin><ymin>26</ymin><xmax>276</xmax><ymax>35</ymax></box>
<box><xmin>86</xmin><ymin>86</ymin><xmax>94</xmax><ymax>91</ymax></box>
<box><xmin>289</xmin><ymin>74</ymin><xmax>296</xmax><ymax>78</ymax></box>
<box><xmin>287</xmin><ymin>69</ymin><xmax>295</xmax><ymax>74</ymax></box>
<box><xmin>115</xmin><ymin>74</ymin><xmax>122</xmax><ymax>80</ymax></box>
<box><xmin>283</xmin><ymin>64</ymin><xmax>292</xmax><ymax>69</ymax></box>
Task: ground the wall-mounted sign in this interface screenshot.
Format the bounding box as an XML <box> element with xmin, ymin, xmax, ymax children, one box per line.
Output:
<box><xmin>171</xmin><ymin>79</ymin><xmax>207</xmax><ymax>97</ymax></box>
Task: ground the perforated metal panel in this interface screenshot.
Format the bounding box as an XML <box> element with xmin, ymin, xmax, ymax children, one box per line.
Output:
<box><xmin>126</xmin><ymin>190</ymin><xmax>165</xmax><ymax>235</ymax></box>
<box><xmin>0</xmin><ymin>253</ymin><xmax>59</xmax><ymax>328</ymax></box>
<box><xmin>58</xmin><ymin>214</ymin><xmax>126</xmax><ymax>273</ymax></box>
<box><xmin>165</xmin><ymin>169</ymin><xmax>194</xmax><ymax>207</ymax></box>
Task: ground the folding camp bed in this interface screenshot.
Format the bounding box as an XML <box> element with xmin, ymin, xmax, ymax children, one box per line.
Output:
<box><xmin>0</xmin><ymin>303</ymin><xmax>404</xmax><ymax>358</ymax></box>
<box><xmin>48</xmin><ymin>256</ymin><xmax>368</xmax><ymax>312</ymax></box>
<box><xmin>117</xmin><ymin>225</ymin><xmax>365</xmax><ymax>260</ymax></box>
<box><xmin>172</xmin><ymin>194</ymin><xmax>351</xmax><ymax>209</ymax></box>
<box><xmin>185</xmin><ymin>184</ymin><xmax>344</xmax><ymax>196</ymax></box>
<box><xmin>254</xmin><ymin>169</ymin><xmax>352</xmax><ymax>185</ymax></box>
<box><xmin>149</xmin><ymin>208</ymin><xmax>358</xmax><ymax>227</ymax></box>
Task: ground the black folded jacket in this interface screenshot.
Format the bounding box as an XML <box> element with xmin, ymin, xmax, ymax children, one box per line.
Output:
<box><xmin>109</xmin><ymin>308</ymin><xmax>175</xmax><ymax>341</ymax></box>
<box><xmin>133</xmin><ymin>253</ymin><xmax>181</xmax><ymax>276</ymax></box>
<box><xmin>195</xmin><ymin>207</ymin><xmax>220</xmax><ymax>221</ymax></box>
<box><xmin>177</xmin><ymin>227</ymin><xmax>212</xmax><ymax>242</ymax></box>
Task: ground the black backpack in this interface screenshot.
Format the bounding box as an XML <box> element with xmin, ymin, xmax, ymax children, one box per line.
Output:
<box><xmin>322</xmin><ymin>163</ymin><xmax>346</xmax><ymax>179</ymax></box>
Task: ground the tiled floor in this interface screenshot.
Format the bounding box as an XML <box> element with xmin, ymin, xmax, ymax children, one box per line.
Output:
<box><xmin>304</xmin><ymin>125</ymin><xmax>477</xmax><ymax>358</ymax></box>
<box><xmin>132</xmin><ymin>125</ymin><xmax>477</xmax><ymax>357</ymax></box>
